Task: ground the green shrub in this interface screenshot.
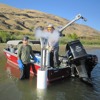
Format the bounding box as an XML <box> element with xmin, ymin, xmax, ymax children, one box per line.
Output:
<box><xmin>59</xmin><ymin>33</ymin><xmax>78</xmax><ymax>45</ymax></box>
<box><xmin>67</xmin><ymin>33</ymin><xmax>78</xmax><ymax>39</ymax></box>
<box><xmin>0</xmin><ymin>31</ymin><xmax>11</xmax><ymax>42</ymax></box>
<box><xmin>81</xmin><ymin>39</ymin><xmax>100</xmax><ymax>45</ymax></box>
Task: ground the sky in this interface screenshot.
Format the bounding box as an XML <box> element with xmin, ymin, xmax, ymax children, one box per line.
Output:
<box><xmin>0</xmin><ymin>0</ymin><xmax>100</xmax><ymax>31</ymax></box>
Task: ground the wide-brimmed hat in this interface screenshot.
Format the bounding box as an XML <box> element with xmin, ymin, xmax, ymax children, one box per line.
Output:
<box><xmin>47</xmin><ymin>24</ymin><xmax>54</xmax><ymax>28</ymax></box>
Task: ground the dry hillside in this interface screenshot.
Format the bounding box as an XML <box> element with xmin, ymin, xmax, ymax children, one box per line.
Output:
<box><xmin>0</xmin><ymin>3</ymin><xmax>100</xmax><ymax>37</ymax></box>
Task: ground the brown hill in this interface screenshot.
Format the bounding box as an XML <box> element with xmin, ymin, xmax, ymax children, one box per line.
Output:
<box><xmin>0</xmin><ymin>3</ymin><xmax>100</xmax><ymax>37</ymax></box>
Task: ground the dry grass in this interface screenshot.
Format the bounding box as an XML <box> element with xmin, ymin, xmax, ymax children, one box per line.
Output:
<box><xmin>0</xmin><ymin>3</ymin><xmax>100</xmax><ymax>37</ymax></box>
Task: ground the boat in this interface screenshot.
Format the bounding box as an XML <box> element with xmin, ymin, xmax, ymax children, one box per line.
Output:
<box><xmin>4</xmin><ymin>39</ymin><xmax>98</xmax><ymax>83</ymax></box>
<box><xmin>4</xmin><ymin>39</ymin><xmax>71</xmax><ymax>82</ymax></box>
<box><xmin>3</xmin><ymin>14</ymin><xmax>98</xmax><ymax>84</ymax></box>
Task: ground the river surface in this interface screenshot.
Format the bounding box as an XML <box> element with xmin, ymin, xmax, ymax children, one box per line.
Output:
<box><xmin>0</xmin><ymin>48</ymin><xmax>100</xmax><ymax>100</ymax></box>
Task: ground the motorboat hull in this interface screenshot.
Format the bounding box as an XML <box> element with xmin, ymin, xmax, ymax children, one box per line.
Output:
<box><xmin>4</xmin><ymin>49</ymin><xmax>71</xmax><ymax>81</ymax></box>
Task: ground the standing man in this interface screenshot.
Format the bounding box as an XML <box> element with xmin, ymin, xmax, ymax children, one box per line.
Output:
<box><xmin>17</xmin><ymin>36</ymin><xmax>36</xmax><ymax>80</ymax></box>
<box><xmin>46</xmin><ymin>24</ymin><xmax>60</xmax><ymax>67</ymax></box>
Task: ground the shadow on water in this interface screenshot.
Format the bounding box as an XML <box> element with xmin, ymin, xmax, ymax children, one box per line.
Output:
<box><xmin>0</xmin><ymin>49</ymin><xmax>100</xmax><ymax>100</ymax></box>
<box><xmin>91</xmin><ymin>63</ymin><xmax>100</xmax><ymax>93</ymax></box>
<box><xmin>87</xmin><ymin>49</ymin><xmax>100</xmax><ymax>98</ymax></box>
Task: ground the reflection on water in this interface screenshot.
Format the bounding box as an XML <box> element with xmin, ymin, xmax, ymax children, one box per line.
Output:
<box><xmin>91</xmin><ymin>64</ymin><xmax>100</xmax><ymax>92</ymax></box>
<box><xmin>0</xmin><ymin>49</ymin><xmax>100</xmax><ymax>100</ymax></box>
<box><xmin>87</xmin><ymin>49</ymin><xmax>100</xmax><ymax>62</ymax></box>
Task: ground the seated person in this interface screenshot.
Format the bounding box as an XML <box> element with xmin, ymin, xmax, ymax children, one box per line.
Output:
<box><xmin>6</xmin><ymin>45</ymin><xmax>10</xmax><ymax>51</ymax></box>
<box><xmin>9</xmin><ymin>44</ymin><xmax>14</xmax><ymax>53</ymax></box>
<box><xmin>15</xmin><ymin>49</ymin><xmax>18</xmax><ymax>54</ymax></box>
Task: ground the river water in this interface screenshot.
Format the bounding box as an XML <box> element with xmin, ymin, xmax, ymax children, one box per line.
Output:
<box><xmin>0</xmin><ymin>48</ymin><xmax>100</xmax><ymax>100</ymax></box>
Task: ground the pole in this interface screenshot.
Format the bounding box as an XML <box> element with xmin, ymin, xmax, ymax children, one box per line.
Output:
<box><xmin>59</xmin><ymin>14</ymin><xmax>87</xmax><ymax>33</ymax></box>
<box><xmin>37</xmin><ymin>37</ymin><xmax>49</xmax><ymax>89</ymax></box>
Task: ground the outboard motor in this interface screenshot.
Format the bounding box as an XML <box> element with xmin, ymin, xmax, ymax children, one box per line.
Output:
<box><xmin>65</xmin><ymin>40</ymin><xmax>94</xmax><ymax>85</ymax></box>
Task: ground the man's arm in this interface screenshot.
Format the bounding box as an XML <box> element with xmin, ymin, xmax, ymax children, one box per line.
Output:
<box><xmin>30</xmin><ymin>46</ymin><xmax>40</xmax><ymax>63</ymax></box>
<box><xmin>30</xmin><ymin>46</ymin><xmax>35</xmax><ymax>58</ymax></box>
<box><xmin>17</xmin><ymin>45</ymin><xmax>22</xmax><ymax>59</ymax></box>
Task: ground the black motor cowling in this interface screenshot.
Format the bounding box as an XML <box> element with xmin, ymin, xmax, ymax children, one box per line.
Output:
<box><xmin>65</xmin><ymin>39</ymin><xmax>87</xmax><ymax>61</ymax></box>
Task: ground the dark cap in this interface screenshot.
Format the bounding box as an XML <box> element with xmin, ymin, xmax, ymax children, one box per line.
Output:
<box><xmin>23</xmin><ymin>36</ymin><xmax>29</xmax><ymax>41</ymax></box>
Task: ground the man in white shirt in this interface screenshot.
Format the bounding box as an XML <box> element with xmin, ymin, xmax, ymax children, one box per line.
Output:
<box><xmin>46</xmin><ymin>24</ymin><xmax>60</xmax><ymax>67</ymax></box>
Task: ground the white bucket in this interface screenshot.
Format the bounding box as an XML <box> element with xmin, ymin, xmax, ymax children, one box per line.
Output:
<box><xmin>37</xmin><ymin>69</ymin><xmax>47</xmax><ymax>89</ymax></box>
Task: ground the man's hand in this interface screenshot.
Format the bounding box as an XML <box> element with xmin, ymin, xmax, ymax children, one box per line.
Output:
<box><xmin>34</xmin><ymin>56</ymin><xmax>40</xmax><ymax>63</ymax></box>
<box><xmin>17</xmin><ymin>59</ymin><xmax>24</xmax><ymax>70</ymax></box>
<box><xmin>48</xmin><ymin>46</ymin><xmax>54</xmax><ymax>52</ymax></box>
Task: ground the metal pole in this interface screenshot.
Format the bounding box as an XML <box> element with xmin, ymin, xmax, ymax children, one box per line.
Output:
<box><xmin>37</xmin><ymin>37</ymin><xmax>48</xmax><ymax>89</ymax></box>
<box><xmin>59</xmin><ymin>14</ymin><xmax>87</xmax><ymax>32</ymax></box>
